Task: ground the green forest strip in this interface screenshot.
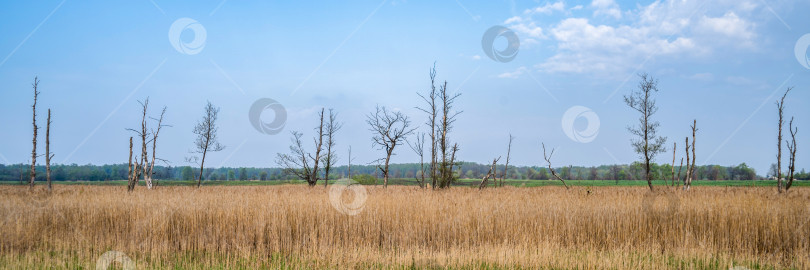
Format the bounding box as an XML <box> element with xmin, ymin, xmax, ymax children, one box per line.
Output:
<box><xmin>2</xmin><ymin>162</ymin><xmax>807</xmax><ymax>182</ymax></box>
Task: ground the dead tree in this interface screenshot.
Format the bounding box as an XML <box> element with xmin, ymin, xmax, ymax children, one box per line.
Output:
<box><xmin>46</xmin><ymin>109</ymin><xmax>53</xmax><ymax>192</ymax></box>
<box><xmin>408</xmin><ymin>132</ymin><xmax>427</xmax><ymax>188</ymax></box>
<box><xmin>311</xmin><ymin>109</ymin><xmax>325</xmax><ymax>186</ymax></box>
<box><xmin>682</xmin><ymin>120</ymin><xmax>698</xmax><ymax>191</ymax></box>
<box><xmin>321</xmin><ymin>109</ymin><xmax>342</xmax><ymax>187</ymax></box>
<box><xmin>127</xmin><ymin>99</ymin><xmax>168</xmax><ymax>190</ymax></box>
<box><xmin>417</xmin><ymin>63</ymin><xmax>439</xmax><ymax>189</ymax></box>
<box><xmin>689</xmin><ymin>120</ymin><xmax>697</xmax><ymax>186</ymax></box>
<box><xmin>277</xmin><ymin>131</ymin><xmax>316</xmax><ymax>184</ymax></box>
<box><xmin>670</xmin><ymin>142</ymin><xmax>676</xmax><ymax>187</ymax></box>
<box><xmin>30</xmin><ymin>77</ymin><xmax>40</xmax><ymax>191</ymax></box>
<box><xmin>478</xmin><ymin>157</ymin><xmax>500</xmax><ymax>189</ymax></box>
<box><xmin>145</xmin><ymin>107</ymin><xmax>168</xmax><ymax>189</ymax></box>
<box><xmin>436</xmin><ymin>79</ymin><xmax>461</xmax><ymax>189</ymax></box>
<box><xmin>448</xmin><ymin>143</ymin><xmax>459</xmax><ymax>185</ymax></box>
<box><xmin>624</xmin><ymin>73</ymin><xmax>667</xmax><ymax>191</ymax></box>
<box><xmin>684</xmin><ymin>137</ymin><xmax>691</xmax><ymax>189</ymax></box>
<box><xmin>542</xmin><ymin>143</ymin><xmax>569</xmax><ymax>189</ymax></box>
<box><xmin>127</xmin><ymin>137</ymin><xmax>139</xmax><ymax>192</ymax></box>
<box><xmin>500</xmin><ymin>134</ymin><xmax>514</xmax><ymax>187</ymax></box>
<box><xmin>367</xmin><ymin>106</ymin><xmax>415</xmax><ymax>187</ymax></box>
<box><xmin>785</xmin><ymin>117</ymin><xmax>797</xmax><ymax>192</ymax></box>
<box><xmin>127</xmin><ymin>99</ymin><xmax>150</xmax><ymax>189</ymax></box>
<box><xmin>191</xmin><ymin>101</ymin><xmax>225</xmax><ymax>188</ymax></box>
<box><xmin>347</xmin><ymin>146</ymin><xmax>355</xmax><ymax>178</ymax></box>
<box><xmin>776</xmin><ymin>87</ymin><xmax>792</xmax><ymax>193</ymax></box>
<box><xmin>276</xmin><ymin>109</ymin><xmax>326</xmax><ymax>186</ymax></box>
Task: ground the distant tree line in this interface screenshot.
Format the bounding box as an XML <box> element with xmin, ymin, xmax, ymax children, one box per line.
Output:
<box><xmin>1</xmin><ymin>162</ymin><xmax>804</xmax><ymax>182</ymax></box>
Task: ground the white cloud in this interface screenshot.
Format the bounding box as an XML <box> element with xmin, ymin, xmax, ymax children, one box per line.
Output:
<box><xmin>504</xmin><ymin>0</ymin><xmax>761</xmax><ymax>75</ymax></box>
<box><xmin>697</xmin><ymin>12</ymin><xmax>756</xmax><ymax>47</ymax></box>
<box><xmin>688</xmin><ymin>72</ymin><xmax>714</xmax><ymax>81</ymax></box>
<box><xmin>498</xmin><ymin>67</ymin><xmax>528</xmax><ymax>79</ymax></box>
<box><xmin>591</xmin><ymin>0</ymin><xmax>621</xmax><ymax>19</ymax></box>
<box><xmin>503</xmin><ymin>16</ymin><xmax>546</xmax><ymax>46</ymax></box>
<box><xmin>527</xmin><ymin>1</ymin><xmax>565</xmax><ymax>14</ymax></box>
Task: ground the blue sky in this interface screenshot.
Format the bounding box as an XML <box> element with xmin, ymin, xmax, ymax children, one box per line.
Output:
<box><xmin>0</xmin><ymin>0</ymin><xmax>807</xmax><ymax>176</ymax></box>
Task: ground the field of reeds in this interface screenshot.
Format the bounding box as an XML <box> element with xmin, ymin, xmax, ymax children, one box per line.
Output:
<box><xmin>1</xmin><ymin>185</ymin><xmax>808</xmax><ymax>269</ymax></box>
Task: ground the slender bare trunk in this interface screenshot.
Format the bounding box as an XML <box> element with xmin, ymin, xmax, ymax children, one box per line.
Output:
<box><xmin>478</xmin><ymin>157</ymin><xmax>499</xmax><ymax>189</ymax></box>
<box><xmin>776</xmin><ymin>88</ymin><xmax>791</xmax><ymax>193</ymax></box>
<box><xmin>128</xmin><ymin>137</ymin><xmax>133</xmax><ymax>191</ymax></box>
<box><xmin>785</xmin><ymin>117</ymin><xmax>797</xmax><ymax>192</ymax></box>
<box><xmin>670</xmin><ymin>142</ymin><xmax>676</xmax><ymax>188</ymax></box>
<box><xmin>690</xmin><ymin>120</ymin><xmax>697</xmax><ymax>186</ymax></box>
<box><xmin>684</xmin><ymin>137</ymin><xmax>690</xmax><ymax>190</ymax></box>
<box><xmin>46</xmin><ymin>109</ymin><xmax>52</xmax><ymax>192</ymax></box>
<box><xmin>310</xmin><ymin>109</ymin><xmax>325</xmax><ymax>187</ymax></box>
<box><xmin>501</xmin><ymin>135</ymin><xmax>513</xmax><ymax>187</ymax></box>
<box><xmin>197</xmin><ymin>142</ymin><xmax>208</xmax><ymax>188</ymax></box>
<box><xmin>382</xmin><ymin>145</ymin><xmax>394</xmax><ymax>187</ymax></box>
<box><xmin>30</xmin><ymin>77</ymin><xmax>39</xmax><ymax>191</ymax></box>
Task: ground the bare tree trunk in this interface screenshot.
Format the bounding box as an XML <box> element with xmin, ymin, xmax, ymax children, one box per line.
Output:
<box><xmin>500</xmin><ymin>134</ymin><xmax>513</xmax><ymax>187</ymax></box>
<box><xmin>408</xmin><ymin>133</ymin><xmax>426</xmax><ymax>188</ymax></box>
<box><xmin>436</xmin><ymin>81</ymin><xmax>460</xmax><ymax>189</ymax></box>
<box><xmin>670</xmin><ymin>142</ymin><xmax>676</xmax><ymax>188</ymax></box>
<box><xmin>624</xmin><ymin>73</ymin><xmax>666</xmax><ymax>191</ymax></box>
<box><xmin>776</xmin><ymin>88</ymin><xmax>791</xmax><ymax>193</ymax></box>
<box><xmin>542</xmin><ymin>143</ymin><xmax>569</xmax><ymax>190</ymax></box>
<box><xmin>192</xmin><ymin>101</ymin><xmax>225</xmax><ymax>188</ymax></box>
<box><xmin>128</xmin><ymin>137</ymin><xmax>133</xmax><ymax>191</ymax></box>
<box><xmin>478</xmin><ymin>157</ymin><xmax>500</xmax><ymax>189</ymax></box>
<box><xmin>785</xmin><ymin>117</ymin><xmax>797</xmax><ymax>192</ymax></box>
<box><xmin>348</xmin><ymin>146</ymin><xmax>353</xmax><ymax>178</ymax></box>
<box><xmin>139</xmin><ymin>100</ymin><xmax>150</xmax><ymax>189</ymax></box>
<box><xmin>196</xmin><ymin>147</ymin><xmax>207</xmax><ymax>188</ymax></box>
<box><xmin>46</xmin><ymin>109</ymin><xmax>53</xmax><ymax>192</ymax></box>
<box><xmin>30</xmin><ymin>77</ymin><xmax>40</xmax><ymax>191</ymax></box>
<box><xmin>448</xmin><ymin>143</ymin><xmax>459</xmax><ymax>184</ymax></box>
<box><xmin>146</xmin><ymin>107</ymin><xmax>167</xmax><ymax>190</ymax></box>
<box><xmin>417</xmin><ymin>64</ymin><xmax>439</xmax><ymax>189</ymax></box>
<box><xmin>381</xmin><ymin>146</ymin><xmax>394</xmax><ymax>187</ymax></box>
<box><xmin>684</xmin><ymin>137</ymin><xmax>690</xmax><ymax>190</ymax></box>
<box><xmin>367</xmin><ymin>106</ymin><xmax>414</xmax><ymax>188</ymax></box>
<box><xmin>310</xmin><ymin>108</ymin><xmax>325</xmax><ymax>187</ymax></box>
<box><xmin>690</xmin><ymin>120</ymin><xmax>697</xmax><ymax>186</ymax></box>
<box><xmin>322</xmin><ymin>109</ymin><xmax>341</xmax><ymax>187</ymax></box>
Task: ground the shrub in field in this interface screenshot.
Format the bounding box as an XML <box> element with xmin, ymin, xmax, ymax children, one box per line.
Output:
<box><xmin>352</xmin><ymin>174</ymin><xmax>377</xmax><ymax>185</ymax></box>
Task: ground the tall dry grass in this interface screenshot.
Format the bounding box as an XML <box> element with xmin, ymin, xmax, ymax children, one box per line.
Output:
<box><xmin>0</xmin><ymin>185</ymin><xmax>808</xmax><ymax>269</ymax></box>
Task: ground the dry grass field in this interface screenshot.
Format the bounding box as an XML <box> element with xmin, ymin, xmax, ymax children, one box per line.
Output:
<box><xmin>1</xmin><ymin>185</ymin><xmax>808</xmax><ymax>269</ymax></box>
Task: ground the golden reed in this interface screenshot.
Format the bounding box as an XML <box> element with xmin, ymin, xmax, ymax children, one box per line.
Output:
<box><xmin>0</xmin><ymin>185</ymin><xmax>808</xmax><ymax>269</ymax></box>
